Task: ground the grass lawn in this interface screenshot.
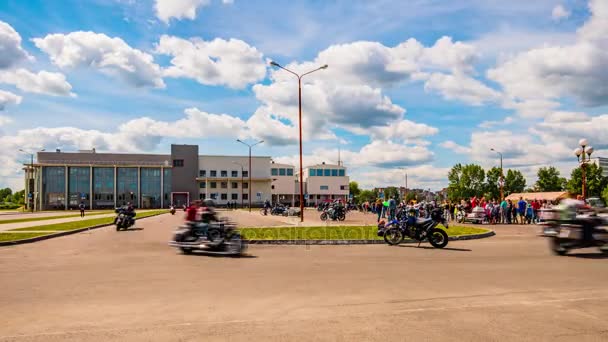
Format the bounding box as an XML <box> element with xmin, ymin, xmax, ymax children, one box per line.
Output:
<box><xmin>0</xmin><ymin>210</ymin><xmax>114</xmax><ymax>225</ymax></box>
<box><xmin>0</xmin><ymin>232</ymin><xmax>53</xmax><ymax>242</ymax></box>
<box><xmin>240</xmin><ymin>225</ymin><xmax>489</xmax><ymax>241</ymax></box>
<box><xmin>9</xmin><ymin>210</ymin><xmax>168</xmax><ymax>232</ymax></box>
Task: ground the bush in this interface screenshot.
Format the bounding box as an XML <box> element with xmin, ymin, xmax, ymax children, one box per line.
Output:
<box><xmin>0</xmin><ymin>202</ymin><xmax>21</xmax><ymax>210</ymax></box>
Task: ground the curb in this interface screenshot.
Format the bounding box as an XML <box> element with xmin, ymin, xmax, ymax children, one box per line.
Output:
<box><xmin>246</xmin><ymin>230</ymin><xmax>496</xmax><ymax>245</ymax></box>
<box><xmin>0</xmin><ymin>212</ymin><xmax>168</xmax><ymax>247</ymax></box>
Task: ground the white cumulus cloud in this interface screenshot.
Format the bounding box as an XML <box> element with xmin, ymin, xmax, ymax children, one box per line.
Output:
<box><xmin>0</xmin><ymin>69</ymin><xmax>75</xmax><ymax>97</ymax></box>
<box><xmin>0</xmin><ymin>90</ymin><xmax>22</xmax><ymax>110</ymax></box>
<box><xmin>33</xmin><ymin>31</ymin><xmax>165</xmax><ymax>88</ymax></box>
<box><xmin>0</xmin><ymin>21</ymin><xmax>32</xmax><ymax>69</ymax></box>
<box><xmin>156</xmin><ymin>35</ymin><xmax>266</xmax><ymax>89</ymax></box>
<box><xmin>552</xmin><ymin>5</ymin><xmax>571</xmax><ymax>21</ymax></box>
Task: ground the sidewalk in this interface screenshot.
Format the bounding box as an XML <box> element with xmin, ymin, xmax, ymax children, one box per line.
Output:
<box><xmin>0</xmin><ymin>213</ymin><xmax>118</xmax><ymax>232</ymax></box>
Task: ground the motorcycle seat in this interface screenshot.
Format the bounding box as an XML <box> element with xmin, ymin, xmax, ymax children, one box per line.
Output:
<box><xmin>416</xmin><ymin>218</ymin><xmax>433</xmax><ymax>226</ymax></box>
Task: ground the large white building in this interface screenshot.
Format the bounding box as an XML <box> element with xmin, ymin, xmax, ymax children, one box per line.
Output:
<box><xmin>270</xmin><ymin>162</ymin><xmax>298</xmax><ymax>206</ymax></box>
<box><xmin>591</xmin><ymin>157</ymin><xmax>608</xmax><ymax>178</ymax></box>
<box><xmin>300</xmin><ymin>162</ymin><xmax>350</xmax><ymax>205</ymax></box>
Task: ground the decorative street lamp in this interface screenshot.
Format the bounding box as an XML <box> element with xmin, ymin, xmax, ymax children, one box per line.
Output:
<box><xmin>490</xmin><ymin>148</ymin><xmax>504</xmax><ymax>201</ymax></box>
<box><xmin>574</xmin><ymin>138</ymin><xmax>594</xmax><ymax>200</ymax></box>
<box><xmin>236</xmin><ymin>139</ymin><xmax>264</xmax><ymax>212</ymax></box>
<box><xmin>269</xmin><ymin>61</ymin><xmax>328</xmax><ymax>222</ymax></box>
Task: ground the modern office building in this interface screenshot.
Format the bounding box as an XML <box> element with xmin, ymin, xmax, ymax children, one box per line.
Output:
<box><xmin>24</xmin><ymin>144</ymin><xmax>273</xmax><ymax>210</ymax></box>
<box><xmin>300</xmin><ymin>162</ymin><xmax>349</xmax><ymax>205</ymax></box>
<box><xmin>591</xmin><ymin>157</ymin><xmax>608</xmax><ymax>178</ymax></box>
<box><xmin>270</xmin><ymin>162</ymin><xmax>297</xmax><ymax>206</ymax></box>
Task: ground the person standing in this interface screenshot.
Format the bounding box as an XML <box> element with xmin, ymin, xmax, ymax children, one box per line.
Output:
<box><xmin>517</xmin><ymin>197</ymin><xmax>527</xmax><ymax>224</ymax></box>
<box><xmin>375</xmin><ymin>198</ymin><xmax>383</xmax><ymax>222</ymax></box>
<box><xmin>388</xmin><ymin>196</ymin><xmax>397</xmax><ymax>220</ymax></box>
<box><xmin>79</xmin><ymin>201</ymin><xmax>86</xmax><ymax>218</ymax></box>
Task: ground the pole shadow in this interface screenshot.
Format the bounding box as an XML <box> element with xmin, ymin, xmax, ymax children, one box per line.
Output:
<box><xmin>397</xmin><ymin>245</ymin><xmax>472</xmax><ymax>252</ymax></box>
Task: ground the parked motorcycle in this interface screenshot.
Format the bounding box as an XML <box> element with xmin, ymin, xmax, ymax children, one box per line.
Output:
<box><xmin>378</xmin><ymin>208</ymin><xmax>449</xmax><ymax>248</ymax></box>
<box><xmin>270</xmin><ymin>205</ymin><xmax>288</xmax><ymax>216</ymax></box>
<box><xmin>114</xmin><ymin>208</ymin><xmax>136</xmax><ymax>231</ymax></box>
<box><xmin>320</xmin><ymin>205</ymin><xmax>346</xmax><ymax>221</ymax></box>
<box><xmin>170</xmin><ymin>206</ymin><xmax>176</xmax><ymax>215</ymax></box>
<box><xmin>169</xmin><ymin>219</ymin><xmax>247</xmax><ymax>256</ymax></box>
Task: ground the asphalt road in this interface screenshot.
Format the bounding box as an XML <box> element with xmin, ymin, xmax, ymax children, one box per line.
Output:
<box><xmin>0</xmin><ymin>213</ymin><xmax>607</xmax><ymax>341</ymax></box>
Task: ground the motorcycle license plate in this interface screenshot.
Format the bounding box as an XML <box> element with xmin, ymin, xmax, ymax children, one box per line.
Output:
<box><xmin>558</xmin><ymin>229</ymin><xmax>570</xmax><ymax>238</ymax></box>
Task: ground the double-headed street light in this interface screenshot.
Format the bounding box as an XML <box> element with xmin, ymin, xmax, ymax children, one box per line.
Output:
<box><xmin>490</xmin><ymin>148</ymin><xmax>504</xmax><ymax>201</ymax></box>
<box><xmin>574</xmin><ymin>138</ymin><xmax>594</xmax><ymax>200</ymax></box>
<box><xmin>269</xmin><ymin>61</ymin><xmax>328</xmax><ymax>222</ymax></box>
<box><xmin>236</xmin><ymin>139</ymin><xmax>264</xmax><ymax>212</ymax></box>
<box><xmin>19</xmin><ymin>148</ymin><xmax>45</xmax><ymax>212</ymax></box>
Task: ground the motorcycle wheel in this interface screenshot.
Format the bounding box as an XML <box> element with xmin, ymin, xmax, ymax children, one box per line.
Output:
<box><xmin>550</xmin><ymin>238</ymin><xmax>568</xmax><ymax>256</ymax></box>
<box><xmin>384</xmin><ymin>228</ymin><xmax>404</xmax><ymax>245</ymax></box>
<box><xmin>116</xmin><ymin>224</ymin><xmax>120</xmax><ymax>231</ymax></box>
<box><xmin>226</xmin><ymin>233</ymin><xmax>246</xmax><ymax>255</ymax></box>
<box><xmin>338</xmin><ymin>213</ymin><xmax>346</xmax><ymax>221</ymax></box>
<box><xmin>180</xmin><ymin>247</ymin><xmax>193</xmax><ymax>255</ymax></box>
<box><xmin>428</xmin><ymin>228</ymin><xmax>449</xmax><ymax>248</ymax></box>
<box><xmin>320</xmin><ymin>213</ymin><xmax>328</xmax><ymax>221</ymax></box>
<box><xmin>259</xmin><ymin>208</ymin><xmax>267</xmax><ymax>216</ymax></box>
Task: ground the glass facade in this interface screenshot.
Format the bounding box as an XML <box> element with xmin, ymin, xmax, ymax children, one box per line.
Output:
<box><xmin>163</xmin><ymin>168</ymin><xmax>171</xmax><ymax>208</ymax></box>
<box><xmin>339</xmin><ymin>169</ymin><xmax>345</xmax><ymax>176</ymax></box>
<box><xmin>331</xmin><ymin>169</ymin><xmax>338</xmax><ymax>176</ymax></box>
<box><xmin>43</xmin><ymin>166</ymin><xmax>66</xmax><ymax>209</ymax></box>
<box><xmin>93</xmin><ymin>167</ymin><xmax>114</xmax><ymax>209</ymax></box>
<box><xmin>141</xmin><ymin>168</ymin><xmax>161</xmax><ymax>209</ymax></box>
<box><xmin>117</xmin><ymin>168</ymin><xmax>138</xmax><ymax>207</ymax></box>
<box><xmin>68</xmin><ymin>167</ymin><xmax>90</xmax><ymax>208</ymax></box>
<box><xmin>308</xmin><ymin>168</ymin><xmax>346</xmax><ymax>177</ymax></box>
<box><xmin>287</xmin><ymin>169</ymin><xmax>293</xmax><ymax>176</ymax></box>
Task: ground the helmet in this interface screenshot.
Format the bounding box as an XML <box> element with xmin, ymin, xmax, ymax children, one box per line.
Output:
<box><xmin>203</xmin><ymin>199</ymin><xmax>216</xmax><ymax>208</ymax></box>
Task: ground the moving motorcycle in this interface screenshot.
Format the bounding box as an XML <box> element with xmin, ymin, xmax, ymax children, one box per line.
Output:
<box><xmin>170</xmin><ymin>205</ymin><xmax>176</xmax><ymax>215</ymax></box>
<box><xmin>320</xmin><ymin>205</ymin><xmax>346</xmax><ymax>221</ymax></box>
<box><xmin>378</xmin><ymin>208</ymin><xmax>449</xmax><ymax>248</ymax></box>
<box><xmin>544</xmin><ymin>205</ymin><xmax>608</xmax><ymax>256</ymax></box>
<box><xmin>169</xmin><ymin>218</ymin><xmax>247</xmax><ymax>256</ymax></box>
<box><xmin>114</xmin><ymin>207</ymin><xmax>136</xmax><ymax>231</ymax></box>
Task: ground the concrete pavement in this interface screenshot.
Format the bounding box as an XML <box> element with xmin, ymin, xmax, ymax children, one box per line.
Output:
<box><xmin>0</xmin><ymin>213</ymin><xmax>607</xmax><ymax>341</ymax></box>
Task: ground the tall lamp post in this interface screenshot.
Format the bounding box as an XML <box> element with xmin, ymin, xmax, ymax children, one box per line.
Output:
<box><xmin>19</xmin><ymin>148</ymin><xmax>45</xmax><ymax>212</ymax></box>
<box><xmin>490</xmin><ymin>148</ymin><xmax>504</xmax><ymax>201</ymax></box>
<box><xmin>270</xmin><ymin>61</ymin><xmax>328</xmax><ymax>222</ymax></box>
<box><xmin>236</xmin><ymin>139</ymin><xmax>264</xmax><ymax>212</ymax></box>
<box><xmin>232</xmin><ymin>161</ymin><xmax>245</xmax><ymax>209</ymax></box>
<box><xmin>398</xmin><ymin>167</ymin><xmax>407</xmax><ymax>202</ymax></box>
<box><xmin>574</xmin><ymin>139</ymin><xmax>594</xmax><ymax>200</ymax></box>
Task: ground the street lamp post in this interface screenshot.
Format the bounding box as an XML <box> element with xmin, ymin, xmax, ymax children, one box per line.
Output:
<box><xmin>398</xmin><ymin>167</ymin><xmax>408</xmax><ymax>201</ymax></box>
<box><xmin>270</xmin><ymin>61</ymin><xmax>328</xmax><ymax>222</ymax></box>
<box><xmin>574</xmin><ymin>139</ymin><xmax>594</xmax><ymax>200</ymax></box>
<box><xmin>490</xmin><ymin>148</ymin><xmax>504</xmax><ymax>201</ymax></box>
<box><xmin>233</xmin><ymin>161</ymin><xmax>245</xmax><ymax>209</ymax></box>
<box><xmin>19</xmin><ymin>148</ymin><xmax>45</xmax><ymax>212</ymax></box>
<box><xmin>236</xmin><ymin>139</ymin><xmax>264</xmax><ymax>212</ymax></box>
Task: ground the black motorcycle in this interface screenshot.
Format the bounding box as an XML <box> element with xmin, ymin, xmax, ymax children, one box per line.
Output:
<box><xmin>114</xmin><ymin>208</ymin><xmax>136</xmax><ymax>231</ymax></box>
<box><xmin>378</xmin><ymin>208</ymin><xmax>449</xmax><ymax>248</ymax></box>
<box><xmin>546</xmin><ymin>214</ymin><xmax>608</xmax><ymax>256</ymax></box>
<box><xmin>270</xmin><ymin>205</ymin><xmax>288</xmax><ymax>216</ymax></box>
<box><xmin>320</xmin><ymin>205</ymin><xmax>346</xmax><ymax>221</ymax></box>
<box><xmin>169</xmin><ymin>219</ymin><xmax>247</xmax><ymax>256</ymax></box>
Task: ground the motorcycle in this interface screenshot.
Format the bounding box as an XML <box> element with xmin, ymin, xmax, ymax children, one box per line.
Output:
<box><xmin>270</xmin><ymin>205</ymin><xmax>288</xmax><ymax>216</ymax></box>
<box><xmin>546</xmin><ymin>212</ymin><xmax>608</xmax><ymax>256</ymax></box>
<box><xmin>169</xmin><ymin>219</ymin><xmax>247</xmax><ymax>256</ymax></box>
<box><xmin>114</xmin><ymin>208</ymin><xmax>136</xmax><ymax>231</ymax></box>
<box><xmin>455</xmin><ymin>205</ymin><xmax>466</xmax><ymax>223</ymax></box>
<box><xmin>170</xmin><ymin>206</ymin><xmax>176</xmax><ymax>215</ymax></box>
<box><xmin>320</xmin><ymin>206</ymin><xmax>346</xmax><ymax>221</ymax></box>
<box><xmin>378</xmin><ymin>208</ymin><xmax>449</xmax><ymax>248</ymax></box>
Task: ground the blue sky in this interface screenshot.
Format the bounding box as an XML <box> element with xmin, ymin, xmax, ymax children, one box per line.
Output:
<box><xmin>0</xmin><ymin>0</ymin><xmax>607</xmax><ymax>190</ymax></box>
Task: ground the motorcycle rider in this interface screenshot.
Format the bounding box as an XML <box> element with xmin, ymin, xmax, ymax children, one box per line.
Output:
<box><xmin>559</xmin><ymin>197</ymin><xmax>596</xmax><ymax>246</ymax></box>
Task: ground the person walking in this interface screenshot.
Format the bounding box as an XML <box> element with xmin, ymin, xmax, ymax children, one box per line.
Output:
<box><xmin>79</xmin><ymin>201</ymin><xmax>86</xmax><ymax>218</ymax></box>
<box><xmin>375</xmin><ymin>198</ymin><xmax>383</xmax><ymax>222</ymax></box>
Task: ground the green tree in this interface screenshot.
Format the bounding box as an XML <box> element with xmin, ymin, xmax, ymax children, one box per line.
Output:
<box><xmin>383</xmin><ymin>186</ymin><xmax>400</xmax><ymax>201</ymax></box>
<box><xmin>566</xmin><ymin>164</ymin><xmax>607</xmax><ymax>197</ymax></box>
<box><xmin>602</xmin><ymin>186</ymin><xmax>608</xmax><ymax>206</ymax></box>
<box><xmin>12</xmin><ymin>190</ymin><xmax>25</xmax><ymax>205</ymax></box>
<box><xmin>447</xmin><ymin>163</ymin><xmax>485</xmax><ymax>201</ymax></box>
<box><xmin>504</xmin><ymin>169</ymin><xmax>526</xmax><ymax>195</ymax></box>
<box><xmin>485</xmin><ymin>167</ymin><xmax>502</xmax><ymax>200</ymax></box>
<box><xmin>357</xmin><ymin>190</ymin><xmax>376</xmax><ymax>204</ymax></box>
<box><xmin>535</xmin><ymin>166</ymin><xmax>566</xmax><ymax>192</ymax></box>
<box><xmin>0</xmin><ymin>187</ymin><xmax>12</xmax><ymax>201</ymax></box>
<box><xmin>405</xmin><ymin>192</ymin><xmax>418</xmax><ymax>203</ymax></box>
<box><xmin>349</xmin><ymin>181</ymin><xmax>361</xmax><ymax>202</ymax></box>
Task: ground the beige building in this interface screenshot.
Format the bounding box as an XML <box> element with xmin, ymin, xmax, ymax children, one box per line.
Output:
<box><xmin>301</xmin><ymin>162</ymin><xmax>349</xmax><ymax>205</ymax></box>
<box><xmin>197</xmin><ymin>155</ymin><xmax>272</xmax><ymax>206</ymax></box>
<box><xmin>270</xmin><ymin>162</ymin><xmax>298</xmax><ymax>206</ymax></box>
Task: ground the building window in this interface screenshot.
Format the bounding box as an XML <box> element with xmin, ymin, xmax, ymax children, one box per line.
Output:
<box><xmin>93</xmin><ymin>167</ymin><xmax>114</xmax><ymax>209</ymax></box>
<box><xmin>271</xmin><ymin>168</ymin><xmax>278</xmax><ymax>176</ymax></box>
<box><xmin>210</xmin><ymin>182</ymin><xmax>217</xmax><ymax>189</ymax></box>
<box><xmin>231</xmin><ymin>182</ymin><xmax>238</xmax><ymax>189</ymax></box>
<box><xmin>199</xmin><ymin>170</ymin><xmax>206</xmax><ymax>177</ymax></box>
<box><xmin>271</xmin><ymin>185</ymin><xmax>275</xmax><ymax>190</ymax></box>
<box><xmin>340</xmin><ymin>185</ymin><xmax>347</xmax><ymax>190</ymax></box>
<box><xmin>231</xmin><ymin>193</ymin><xmax>238</xmax><ymax>200</ymax></box>
<box><xmin>243</xmin><ymin>193</ymin><xmax>249</xmax><ymax>200</ymax></box>
<box><xmin>221</xmin><ymin>182</ymin><xmax>228</xmax><ymax>189</ymax></box>
<box><xmin>317</xmin><ymin>169</ymin><xmax>324</xmax><ymax>176</ymax></box>
<box><xmin>331</xmin><ymin>169</ymin><xmax>338</xmax><ymax>176</ymax></box>
<box><xmin>320</xmin><ymin>185</ymin><xmax>329</xmax><ymax>190</ymax></box>
<box><xmin>231</xmin><ymin>170</ymin><xmax>238</xmax><ymax>177</ymax></box>
<box><xmin>211</xmin><ymin>193</ymin><xmax>217</xmax><ymax>200</ymax></box>
<box><xmin>199</xmin><ymin>193</ymin><xmax>204</xmax><ymax>200</ymax></box>
<box><xmin>210</xmin><ymin>170</ymin><xmax>217</xmax><ymax>177</ymax></box>
<box><xmin>324</xmin><ymin>169</ymin><xmax>330</xmax><ymax>176</ymax></box>
<box><xmin>221</xmin><ymin>170</ymin><xmax>227</xmax><ymax>177</ymax></box>
<box><xmin>242</xmin><ymin>171</ymin><xmax>248</xmax><ymax>177</ymax></box>
<box><xmin>338</xmin><ymin>169</ymin><xmax>345</xmax><ymax>177</ymax></box>
<box><xmin>221</xmin><ymin>193</ymin><xmax>227</xmax><ymax>200</ymax></box>
<box><xmin>287</xmin><ymin>169</ymin><xmax>293</xmax><ymax>176</ymax></box>
<box><xmin>243</xmin><ymin>182</ymin><xmax>249</xmax><ymax>189</ymax></box>
<box><xmin>279</xmin><ymin>168</ymin><xmax>286</xmax><ymax>176</ymax></box>
<box><xmin>309</xmin><ymin>169</ymin><xmax>315</xmax><ymax>177</ymax></box>
<box><xmin>200</xmin><ymin>182</ymin><xmax>206</xmax><ymax>188</ymax></box>
<box><xmin>317</xmin><ymin>195</ymin><xmax>321</xmax><ymax>199</ymax></box>
<box><xmin>173</xmin><ymin>159</ymin><xmax>184</xmax><ymax>167</ymax></box>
